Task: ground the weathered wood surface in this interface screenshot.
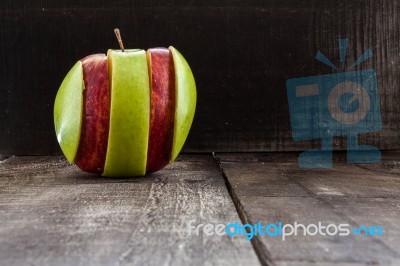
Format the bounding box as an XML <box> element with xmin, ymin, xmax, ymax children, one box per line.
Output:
<box><xmin>0</xmin><ymin>155</ymin><xmax>259</xmax><ymax>266</ymax></box>
<box><xmin>1</xmin><ymin>1</ymin><xmax>400</xmax><ymax>155</ymax></box>
<box><xmin>217</xmin><ymin>152</ymin><xmax>400</xmax><ymax>265</ymax></box>
<box><xmin>2</xmin><ymin>153</ymin><xmax>400</xmax><ymax>265</ymax></box>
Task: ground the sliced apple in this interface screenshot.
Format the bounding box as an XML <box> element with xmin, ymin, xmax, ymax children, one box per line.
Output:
<box><xmin>75</xmin><ymin>54</ymin><xmax>110</xmax><ymax>173</ymax></box>
<box><xmin>146</xmin><ymin>48</ymin><xmax>176</xmax><ymax>173</ymax></box>
<box><xmin>54</xmin><ymin>61</ymin><xmax>84</xmax><ymax>163</ymax></box>
<box><xmin>103</xmin><ymin>49</ymin><xmax>150</xmax><ymax>177</ymax></box>
<box><xmin>169</xmin><ymin>47</ymin><xmax>197</xmax><ymax>161</ymax></box>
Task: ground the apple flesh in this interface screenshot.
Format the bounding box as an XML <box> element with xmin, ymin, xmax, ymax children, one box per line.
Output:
<box><xmin>54</xmin><ymin>46</ymin><xmax>196</xmax><ymax>177</ymax></box>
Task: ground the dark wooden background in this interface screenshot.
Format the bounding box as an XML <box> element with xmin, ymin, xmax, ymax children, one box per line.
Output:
<box><xmin>1</xmin><ymin>0</ymin><xmax>399</xmax><ymax>155</ymax></box>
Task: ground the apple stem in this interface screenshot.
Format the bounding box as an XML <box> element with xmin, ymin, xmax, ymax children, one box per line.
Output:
<box><xmin>114</xmin><ymin>28</ymin><xmax>125</xmax><ymax>52</ymax></box>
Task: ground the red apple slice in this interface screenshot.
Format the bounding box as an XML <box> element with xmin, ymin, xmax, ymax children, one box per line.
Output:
<box><xmin>75</xmin><ymin>54</ymin><xmax>110</xmax><ymax>173</ymax></box>
<box><xmin>146</xmin><ymin>48</ymin><xmax>176</xmax><ymax>173</ymax></box>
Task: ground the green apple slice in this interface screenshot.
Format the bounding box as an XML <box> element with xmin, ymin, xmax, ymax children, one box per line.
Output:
<box><xmin>103</xmin><ymin>49</ymin><xmax>150</xmax><ymax>177</ymax></box>
<box><xmin>54</xmin><ymin>61</ymin><xmax>84</xmax><ymax>163</ymax></box>
<box><xmin>169</xmin><ymin>47</ymin><xmax>197</xmax><ymax>161</ymax></box>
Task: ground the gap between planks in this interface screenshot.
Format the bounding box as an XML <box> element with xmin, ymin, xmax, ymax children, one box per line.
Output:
<box><xmin>213</xmin><ymin>153</ymin><xmax>273</xmax><ymax>266</ymax></box>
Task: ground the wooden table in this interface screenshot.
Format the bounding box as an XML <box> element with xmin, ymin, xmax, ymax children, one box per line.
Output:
<box><xmin>1</xmin><ymin>152</ymin><xmax>400</xmax><ymax>265</ymax></box>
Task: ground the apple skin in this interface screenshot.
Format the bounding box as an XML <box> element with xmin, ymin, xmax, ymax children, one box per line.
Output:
<box><xmin>54</xmin><ymin>61</ymin><xmax>83</xmax><ymax>163</ymax></box>
<box><xmin>146</xmin><ymin>48</ymin><xmax>175</xmax><ymax>173</ymax></box>
<box><xmin>54</xmin><ymin>46</ymin><xmax>196</xmax><ymax>177</ymax></box>
<box><xmin>103</xmin><ymin>49</ymin><xmax>150</xmax><ymax>177</ymax></box>
<box><xmin>74</xmin><ymin>54</ymin><xmax>110</xmax><ymax>173</ymax></box>
<box><xmin>169</xmin><ymin>47</ymin><xmax>197</xmax><ymax>162</ymax></box>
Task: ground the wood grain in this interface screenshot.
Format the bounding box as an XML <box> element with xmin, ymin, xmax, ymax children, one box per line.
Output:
<box><xmin>217</xmin><ymin>152</ymin><xmax>400</xmax><ymax>265</ymax></box>
<box><xmin>2</xmin><ymin>153</ymin><xmax>400</xmax><ymax>265</ymax></box>
<box><xmin>0</xmin><ymin>155</ymin><xmax>259</xmax><ymax>266</ymax></box>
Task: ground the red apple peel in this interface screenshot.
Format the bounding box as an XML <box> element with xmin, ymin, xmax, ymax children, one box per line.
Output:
<box><xmin>146</xmin><ymin>48</ymin><xmax>176</xmax><ymax>173</ymax></box>
<box><xmin>75</xmin><ymin>54</ymin><xmax>110</xmax><ymax>173</ymax></box>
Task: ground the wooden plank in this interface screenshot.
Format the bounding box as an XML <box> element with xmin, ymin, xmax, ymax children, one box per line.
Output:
<box><xmin>217</xmin><ymin>152</ymin><xmax>400</xmax><ymax>265</ymax></box>
<box><xmin>0</xmin><ymin>155</ymin><xmax>260</xmax><ymax>266</ymax></box>
<box><xmin>1</xmin><ymin>1</ymin><xmax>400</xmax><ymax>155</ymax></box>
